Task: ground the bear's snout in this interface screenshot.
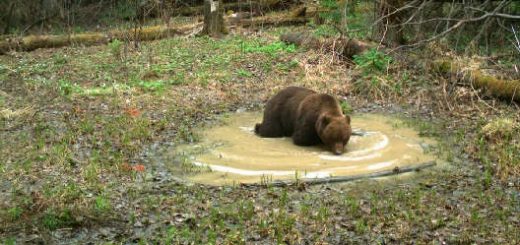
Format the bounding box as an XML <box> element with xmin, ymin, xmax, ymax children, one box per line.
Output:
<box><xmin>333</xmin><ymin>143</ymin><xmax>344</xmax><ymax>155</ymax></box>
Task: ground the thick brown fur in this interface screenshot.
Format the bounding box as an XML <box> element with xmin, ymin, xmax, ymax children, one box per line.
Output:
<box><xmin>255</xmin><ymin>86</ymin><xmax>352</xmax><ymax>155</ymax></box>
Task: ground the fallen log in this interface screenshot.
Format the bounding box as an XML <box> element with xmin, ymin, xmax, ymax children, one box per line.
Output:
<box><xmin>433</xmin><ymin>59</ymin><xmax>520</xmax><ymax>103</ymax></box>
<box><xmin>227</xmin><ymin>6</ymin><xmax>312</xmax><ymax>27</ymax></box>
<box><xmin>240</xmin><ymin>161</ymin><xmax>437</xmax><ymax>187</ymax></box>
<box><xmin>280</xmin><ymin>32</ymin><xmax>372</xmax><ymax>59</ymax></box>
<box><xmin>0</xmin><ymin>23</ymin><xmax>199</xmax><ymax>54</ymax></box>
<box><xmin>230</xmin><ymin>14</ymin><xmax>308</xmax><ymax>28</ymax></box>
<box><xmin>0</xmin><ymin>11</ymin><xmax>313</xmax><ymax>54</ymax></box>
<box><xmin>174</xmin><ymin>0</ymin><xmax>295</xmax><ymax>16</ymax></box>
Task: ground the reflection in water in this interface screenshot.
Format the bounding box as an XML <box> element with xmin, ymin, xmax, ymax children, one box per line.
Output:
<box><xmin>179</xmin><ymin>112</ymin><xmax>437</xmax><ymax>185</ymax></box>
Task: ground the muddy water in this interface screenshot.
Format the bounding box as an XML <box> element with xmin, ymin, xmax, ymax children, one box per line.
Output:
<box><xmin>179</xmin><ymin>112</ymin><xmax>437</xmax><ymax>185</ymax></box>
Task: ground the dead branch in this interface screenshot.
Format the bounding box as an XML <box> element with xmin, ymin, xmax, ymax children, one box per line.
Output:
<box><xmin>240</xmin><ymin>161</ymin><xmax>437</xmax><ymax>187</ymax></box>
<box><xmin>388</xmin><ymin>0</ymin><xmax>517</xmax><ymax>49</ymax></box>
<box><xmin>512</xmin><ymin>25</ymin><xmax>520</xmax><ymax>54</ymax></box>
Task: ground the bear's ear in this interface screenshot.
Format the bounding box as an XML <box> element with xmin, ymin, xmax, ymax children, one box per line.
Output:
<box><xmin>345</xmin><ymin>115</ymin><xmax>351</xmax><ymax>124</ymax></box>
<box><xmin>321</xmin><ymin>114</ymin><xmax>331</xmax><ymax>125</ymax></box>
<box><xmin>316</xmin><ymin>114</ymin><xmax>331</xmax><ymax>132</ymax></box>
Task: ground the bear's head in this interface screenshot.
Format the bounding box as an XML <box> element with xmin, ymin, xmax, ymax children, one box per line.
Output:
<box><xmin>316</xmin><ymin>113</ymin><xmax>352</xmax><ymax>155</ymax></box>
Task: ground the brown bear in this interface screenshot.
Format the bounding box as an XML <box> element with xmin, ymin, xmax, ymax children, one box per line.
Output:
<box><xmin>255</xmin><ymin>86</ymin><xmax>352</xmax><ymax>155</ymax></box>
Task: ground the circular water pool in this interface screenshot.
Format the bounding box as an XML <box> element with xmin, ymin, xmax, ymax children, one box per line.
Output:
<box><xmin>178</xmin><ymin>112</ymin><xmax>437</xmax><ymax>185</ymax></box>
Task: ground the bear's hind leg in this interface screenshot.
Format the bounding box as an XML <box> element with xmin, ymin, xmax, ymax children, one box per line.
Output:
<box><xmin>254</xmin><ymin>123</ymin><xmax>262</xmax><ymax>134</ymax></box>
<box><xmin>255</xmin><ymin>121</ymin><xmax>284</xmax><ymax>137</ymax></box>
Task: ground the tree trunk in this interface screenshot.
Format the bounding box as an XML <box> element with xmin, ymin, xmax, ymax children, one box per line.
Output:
<box><xmin>2</xmin><ymin>2</ymin><xmax>15</xmax><ymax>34</ymax></box>
<box><xmin>201</xmin><ymin>0</ymin><xmax>227</xmax><ymax>37</ymax></box>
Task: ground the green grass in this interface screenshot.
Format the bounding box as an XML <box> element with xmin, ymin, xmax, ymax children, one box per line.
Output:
<box><xmin>240</xmin><ymin>40</ymin><xmax>296</xmax><ymax>56</ymax></box>
<box><xmin>7</xmin><ymin>206</ymin><xmax>22</xmax><ymax>221</ymax></box>
<box><xmin>475</xmin><ymin>117</ymin><xmax>520</xmax><ymax>181</ymax></box>
<box><xmin>4</xmin><ymin>237</ymin><xmax>16</xmax><ymax>245</ymax></box>
<box><xmin>4</xmin><ymin>34</ymin><xmax>300</xmax><ymax>100</ymax></box>
<box><xmin>340</xmin><ymin>100</ymin><xmax>353</xmax><ymax>115</ymax></box>
<box><xmin>236</xmin><ymin>68</ymin><xmax>253</xmax><ymax>78</ymax></box>
<box><xmin>351</xmin><ymin>49</ymin><xmax>396</xmax><ymax>99</ymax></box>
<box><xmin>353</xmin><ymin>48</ymin><xmax>393</xmax><ymax>74</ymax></box>
<box><xmin>94</xmin><ymin>196</ymin><xmax>112</xmax><ymax>213</ymax></box>
<box><xmin>108</xmin><ymin>39</ymin><xmax>124</xmax><ymax>60</ymax></box>
<box><xmin>312</xmin><ymin>1</ymin><xmax>373</xmax><ymax>39</ymax></box>
<box><xmin>276</xmin><ymin>59</ymin><xmax>299</xmax><ymax>73</ymax></box>
<box><xmin>41</xmin><ymin>209</ymin><xmax>75</xmax><ymax>230</ymax></box>
<box><xmin>313</xmin><ymin>24</ymin><xmax>340</xmax><ymax>37</ymax></box>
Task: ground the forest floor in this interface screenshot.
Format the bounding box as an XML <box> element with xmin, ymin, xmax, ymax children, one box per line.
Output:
<box><xmin>0</xmin><ymin>25</ymin><xmax>519</xmax><ymax>244</ymax></box>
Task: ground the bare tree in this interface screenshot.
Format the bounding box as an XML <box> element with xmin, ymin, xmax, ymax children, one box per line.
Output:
<box><xmin>371</xmin><ymin>0</ymin><xmax>520</xmax><ymax>52</ymax></box>
<box><xmin>201</xmin><ymin>0</ymin><xmax>227</xmax><ymax>37</ymax></box>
